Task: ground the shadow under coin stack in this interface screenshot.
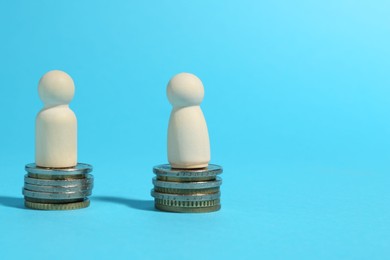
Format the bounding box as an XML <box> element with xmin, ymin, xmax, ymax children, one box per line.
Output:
<box><xmin>23</xmin><ymin>163</ymin><xmax>94</xmax><ymax>210</ymax></box>
<box><xmin>151</xmin><ymin>164</ymin><xmax>223</xmax><ymax>213</ymax></box>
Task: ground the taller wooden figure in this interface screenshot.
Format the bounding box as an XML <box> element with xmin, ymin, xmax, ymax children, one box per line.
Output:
<box><xmin>36</xmin><ymin>70</ymin><xmax>77</xmax><ymax>168</ymax></box>
<box><xmin>23</xmin><ymin>70</ymin><xmax>94</xmax><ymax>211</ymax></box>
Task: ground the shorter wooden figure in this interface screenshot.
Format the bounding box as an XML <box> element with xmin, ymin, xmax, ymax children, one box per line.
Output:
<box><xmin>152</xmin><ymin>73</ymin><xmax>223</xmax><ymax>213</ymax></box>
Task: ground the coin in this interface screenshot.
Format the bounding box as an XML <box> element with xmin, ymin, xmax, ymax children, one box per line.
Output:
<box><xmin>23</xmin><ymin>189</ymin><xmax>92</xmax><ymax>200</ymax></box>
<box><xmin>25</xmin><ymin>197</ymin><xmax>85</xmax><ymax>204</ymax></box>
<box><xmin>154</xmin><ymin>198</ymin><xmax>220</xmax><ymax>207</ymax></box>
<box><xmin>153</xmin><ymin>177</ymin><xmax>222</xmax><ymax>189</ymax></box>
<box><xmin>155</xmin><ymin>201</ymin><xmax>221</xmax><ymax>213</ymax></box>
<box><xmin>28</xmin><ymin>173</ymin><xmax>88</xmax><ymax>180</ymax></box>
<box><xmin>154</xmin><ymin>186</ymin><xmax>220</xmax><ymax>194</ymax></box>
<box><xmin>151</xmin><ymin>190</ymin><xmax>220</xmax><ymax>201</ymax></box>
<box><xmin>156</xmin><ymin>175</ymin><xmax>216</xmax><ymax>182</ymax></box>
<box><xmin>155</xmin><ymin>205</ymin><xmax>220</xmax><ymax>213</ymax></box>
<box><xmin>153</xmin><ymin>164</ymin><xmax>223</xmax><ymax>180</ymax></box>
<box><xmin>24</xmin><ymin>174</ymin><xmax>94</xmax><ymax>186</ymax></box>
<box><xmin>25</xmin><ymin>199</ymin><xmax>90</xmax><ymax>210</ymax></box>
<box><xmin>24</xmin><ymin>183</ymin><xmax>93</xmax><ymax>193</ymax></box>
<box><xmin>25</xmin><ymin>163</ymin><xmax>93</xmax><ymax>176</ymax></box>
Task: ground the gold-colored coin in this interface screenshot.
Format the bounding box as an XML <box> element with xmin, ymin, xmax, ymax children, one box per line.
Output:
<box><xmin>25</xmin><ymin>199</ymin><xmax>90</xmax><ymax>210</ymax></box>
<box><xmin>155</xmin><ymin>203</ymin><xmax>221</xmax><ymax>213</ymax></box>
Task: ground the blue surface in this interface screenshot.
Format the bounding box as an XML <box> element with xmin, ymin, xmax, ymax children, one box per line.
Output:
<box><xmin>0</xmin><ymin>0</ymin><xmax>389</xmax><ymax>259</ymax></box>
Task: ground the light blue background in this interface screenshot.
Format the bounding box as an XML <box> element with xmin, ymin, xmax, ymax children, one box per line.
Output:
<box><xmin>0</xmin><ymin>0</ymin><xmax>389</xmax><ymax>259</ymax></box>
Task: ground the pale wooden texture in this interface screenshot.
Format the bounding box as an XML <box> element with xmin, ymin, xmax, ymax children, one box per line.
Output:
<box><xmin>167</xmin><ymin>73</ymin><xmax>210</xmax><ymax>169</ymax></box>
<box><xmin>35</xmin><ymin>70</ymin><xmax>77</xmax><ymax>168</ymax></box>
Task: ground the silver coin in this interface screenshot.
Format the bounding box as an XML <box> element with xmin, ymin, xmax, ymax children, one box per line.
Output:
<box><xmin>24</xmin><ymin>174</ymin><xmax>94</xmax><ymax>186</ymax></box>
<box><xmin>25</xmin><ymin>163</ymin><xmax>93</xmax><ymax>176</ymax></box>
<box><xmin>24</xmin><ymin>183</ymin><xmax>93</xmax><ymax>193</ymax></box>
<box><xmin>153</xmin><ymin>164</ymin><xmax>222</xmax><ymax>178</ymax></box>
<box><xmin>23</xmin><ymin>189</ymin><xmax>92</xmax><ymax>200</ymax></box>
<box><xmin>151</xmin><ymin>189</ymin><xmax>220</xmax><ymax>201</ymax></box>
<box><xmin>153</xmin><ymin>177</ymin><xmax>222</xmax><ymax>189</ymax></box>
<box><xmin>155</xmin><ymin>204</ymin><xmax>220</xmax><ymax>213</ymax></box>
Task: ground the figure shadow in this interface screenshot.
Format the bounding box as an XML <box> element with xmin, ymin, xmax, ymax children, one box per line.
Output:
<box><xmin>93</xmin><ymin>196</ymin><xmax>156</xmax><ymax>212</ymax></box>
<box><xmin>0</xmin><ymin>196</ymin><xmax>25</xmax><ymax>209</ymax></box>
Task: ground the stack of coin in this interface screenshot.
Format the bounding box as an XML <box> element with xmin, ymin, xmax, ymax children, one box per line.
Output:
<box><xmin>23</xmin><ymin>163</ymin><xmax>94</xmax><ymax>210</ymax></box>
<box><xmin>151</xmin><ymin>164</ymin><xmax>223</xmax><ymax>213</ymax></box>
